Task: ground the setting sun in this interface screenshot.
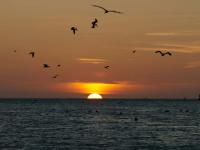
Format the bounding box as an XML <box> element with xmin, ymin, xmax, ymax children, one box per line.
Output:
<box><xmin>87</xmin><ymin>93</ymin><xmax>103</xmax><ymax>99</ymax></box>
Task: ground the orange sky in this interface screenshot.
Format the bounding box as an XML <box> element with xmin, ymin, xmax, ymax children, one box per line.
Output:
<box><xmin>0</xmin><ymin>0</ymin><xmax>200</xmax><ymax>98</ymax></box>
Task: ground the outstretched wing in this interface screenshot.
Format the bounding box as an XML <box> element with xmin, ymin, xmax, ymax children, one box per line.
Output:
<box><xmin>104</xmin><ymin>66</ymin><xmax>110</xmax><ymax>69</ymax></box>
<box><xmin>43</xmin><ymin>64</ymin><xmax>50</xmax><ymax>68</ymax></box>
<box><xmin>92</xmin><ymin>5</ymin><xmax>107</xmax><ymax>11</ymax></box>
<box><xmin>155</xmin><ymin>51</ymin><xmax>162</xmax><ymax>54</ymax></box>
<box><xmin>29</xmin><ymin>52</ymin><xmax>35</xmax><ymax>57</ymax></box>
<box><xmin>165</xmin><ymin>52</ymin><xmax>172</xmax><ymax>56</ymax></box>
<box><xmin>109</xmin><ymin>10</ymin><xmax>123</xmax><ymax>14</ymax></box>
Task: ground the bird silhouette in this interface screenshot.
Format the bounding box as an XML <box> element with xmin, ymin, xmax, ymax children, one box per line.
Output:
<box><xmin>155</xmin><ymin>51</ymin><xmax>172</xmax><ymax>56</ymax></box>
<box><xmin>91</xmin><ymin>18</ymin><xmax>98</xmax><ymax>28</ymax></box>
<box><xmin>71</xmin><ymin>27</ymin><xmax>78</xmax><ymax>34</ymax></box>
<box><xmin>132</xmin><ymin>50</ymin><xmax>136</xmax><ymax>54</ymax></box>
<box><xmin>104</xmin><ymin>66</ymin><xmax>110</xmax><ymax>69</ymax></box>
<box><xmin>43</xmin><ymin>64</ymin><xmax>50</xmax><ymax>68</ymax></box>
<box><xmin>29</xmin><ymin>52</ymin><xmax>35</xmax><ymax>58</ymax></box>
<box><xmin>52</xmin><ymin>74</ymin><xmax>59</xmax><ymax>78</ymax></box>
<box><xmin>92</xmin><ymin>5</ymin><xmax>123</xmax><ymax>14</ymax></box>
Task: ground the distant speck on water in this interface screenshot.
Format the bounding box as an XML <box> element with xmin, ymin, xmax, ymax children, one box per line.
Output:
<box><xmin>134</xmin><ymin>117</ymin><xmax>138</xmax><ymax>122</ymax></box>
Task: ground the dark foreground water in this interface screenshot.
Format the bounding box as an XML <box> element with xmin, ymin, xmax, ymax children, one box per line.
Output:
<box><xmin>0</xmin><ymin>99</ymin><xmax>200</xmax><ymax>150</ymax></box>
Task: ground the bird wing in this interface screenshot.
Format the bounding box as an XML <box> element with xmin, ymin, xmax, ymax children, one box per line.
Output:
<box><xmin>43</xmin><ymin>64</ymin><xmax>49</xmax><ymax>68</ymax></box>
<box><xmin>155</xmin><ymin>51</ymin><xmax>162</xmax><ymax>54</ymax></box>
<box><xmin>166</xmin><ymin>52</ymin><xmax>172</xmax><ymax>55</ymax></box>
<box><xmin>94</xmin><ymin>18</ymin><xmax>98</xmax><ymax>23</ymax></box>
<box><xmin>29</xmin><ymin>52</ymin><xmax>34</xmax><ymax>57</ymax></box>
<box><xmin>105</xmin><ymin>66</ymin><xmax>109</xmax><ymax>68</ymax></box>
<box><xmin>92</xmin><ymin>5</ymin><xmax>108</xmax><ymax>11</ymax></box>
<box><xmin>71</xmin><ymin>27</ymin><xmax>77</xmax><ymax>30</ymax></box>
<box><xmin>109</xmin><ymin>10</ymin><xmax>123</xmax><ymax>14</ymax></box>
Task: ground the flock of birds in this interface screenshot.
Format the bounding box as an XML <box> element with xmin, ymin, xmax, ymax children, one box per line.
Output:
<box><xmin>70</xmin><ymin>4</ymin><xmax>124</xmax><ymax>34</ymax></box>
<box><xmin>70</xmin><ymin>5</ymin><xmax>173</xmax><ymax>70</ymax></box>
<box><xmin>13</xmin><ymin>4</ymin><xmax>173</xmax><ymax>79</ymax></box>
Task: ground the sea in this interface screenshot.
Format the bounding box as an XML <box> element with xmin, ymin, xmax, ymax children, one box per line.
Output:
<box><xmin>0</xmin><ymin>99</ymin><xmax>199</xmax><ymax>150</ymax></box>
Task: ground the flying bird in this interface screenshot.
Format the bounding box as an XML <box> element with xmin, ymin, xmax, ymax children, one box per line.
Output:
<box><xmin>155</xmin><ymin>51</ymin><xmax>172</xmax><ymax>56</ymax></box>
<box><xmin>43</xmin><ymin>64</ymin><xmax>50</xmax><ymax>68</ymax></box>
<box><xmin>104</xmin><ymin>66</ymin><xmax>110</xmax><ymax>69</ymax></box>
<box><xmin>92</xmin><ymin>5</ymin><xmax>123</xmax><ymax>14</ymax></box>
<box><xmin>29</xmin><ymin>52</ymin><xmax>35</xmax><ymax>58</ymax></box>
<box><xmin>52</xmin><ymin>74</ymin><xmax>59</xmax><ymax>79</ymax></box>
<box><xmin>132</xmin><ymin>50</ymin><xmax>136</xmax><ymax>54</ymax></box>
<box><xmin>91</xmin><ymin>18</ymin><xmax>98</xmax><ymax>28</ymax></box>
<box><xmin>71</xmin><ymin>27</ymin><xmax>78</xmax><ymax>35</ymax></box>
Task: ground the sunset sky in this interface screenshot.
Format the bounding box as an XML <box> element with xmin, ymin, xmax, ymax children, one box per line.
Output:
<box><xmin>0</xmin><ymin>0</ymin><xmax>200</xmax><ymax>98</ymax></box>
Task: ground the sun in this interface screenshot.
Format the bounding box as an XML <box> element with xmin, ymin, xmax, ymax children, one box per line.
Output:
<box><xmin>87</xmin><ymin>93</ymin><xmax>103</xmax><ymax>100</ymax></box>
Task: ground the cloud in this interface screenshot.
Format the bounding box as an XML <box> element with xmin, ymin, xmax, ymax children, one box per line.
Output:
<box><xmin>146</xmin><ymin>32</ymin><xmax>178</xmax><ymax>36</ymax></box>
<box><xmin>184</xmin><ymin>60</ymin><xmax>200</xmax><ymax>69</ymax></box>
<box><xmin>146</xmin><ymin>31</ymin><xmax>200</xmax><ymax>37</ymax></box>
<box><xmin>76</xmin><ymin>58</ymin><xmax>108</xmax><ymax>64</ymax></box>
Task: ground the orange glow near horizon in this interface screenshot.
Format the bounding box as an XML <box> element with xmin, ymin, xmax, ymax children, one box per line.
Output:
<box><xmin>58</xmin><ymin>81</ymin><xmax>139</xmax><ymax>95</ymax></box>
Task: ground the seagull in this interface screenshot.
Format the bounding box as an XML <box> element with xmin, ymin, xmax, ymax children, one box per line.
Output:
<box><xmin>91</xmin><ymin>18</ymin><xmax>98</xmax><ymax>28</ymax></box>
<box><xmin>132</xmin><ymin>50</ymin><xmax>136</xmax><ymax>54</ymax></box>
<box><xmin>29</xmin><ymin>52</ymin><xmax>35</xmax><ymax>58</ymax></box>
<box><xmin>92</xmin><ymin>5</ymin><xmax>123</xmax><ymax>14</ymax></box>
<box><xmin>104</xmin><ymin>66</ymin><xmax>110</xmax><ymax>69</ymax></box>
<box><xmin>71</xmin><ymin>27</ymin><xmax>78</xmax><ymax>34</ymax></box>
<box><xmin>52</xmin><ymin>74</ymin><xmax>59</xmax><ymax>78</ymax></box>
<box><xmin>43</xmin><ymin>64</ymin><xmax>50</xmax><ymax>68</ymax></box>
<box><xmin>155</xmin><ymin>50</ymin><xmax>172</xmax><ymax>56</ymax></box>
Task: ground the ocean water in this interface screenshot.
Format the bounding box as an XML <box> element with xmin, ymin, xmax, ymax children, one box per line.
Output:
<box><xmin>0</xmin><ymin>99</ymin><xmax>200</xmax><ymax>150</ymax></box>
